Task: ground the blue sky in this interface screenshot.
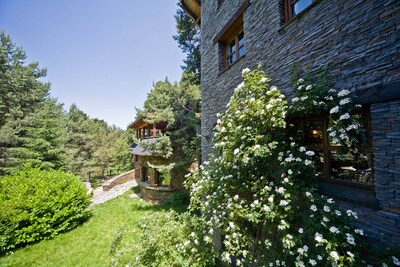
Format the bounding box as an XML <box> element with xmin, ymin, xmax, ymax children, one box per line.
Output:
<box><xmin>0</xmin><ymin>0</ymin><xmax>185</xmax><ymax>128</ymax></box>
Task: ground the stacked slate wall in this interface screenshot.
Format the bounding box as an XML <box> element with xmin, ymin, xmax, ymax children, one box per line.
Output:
<box><xmin>200</xmin><ymin>0</ymin><xmax>400</xmax><ymax>245</ymax></box>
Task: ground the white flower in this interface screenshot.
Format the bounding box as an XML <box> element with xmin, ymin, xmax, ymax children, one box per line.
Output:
<box><xmin>354</xmin><ymin>229</ymin><xmax>364</xmax><ymax>235</ymax></box>
<box><xmin>306</xmin><ymin>150</ymin><xmax>315</xmax><ymax>156</ymax></box>
<box><xmin>327</xmin><ymin>198</ymin><xmax>335</xmax><ymax>204</ymax></box>
<box><xmin>288</xmin><ymin>169</ymin><xmax>293</xmax><ymax>175</ymax></box>
<box><xmin>299</xmin><ymin>146</ymin><xmax>306</xmax><ymax>152</ymax></box>
<box><xmin>393</xmin><ymin>256</ymin><xmax>400</xmax><ymax>266</ymax></box>
<box><xmin>323</xmin><ymin>205</ymin><xmax>331</xmax><ymax>212</ymax></box>
<box><xmin>305</xmin><ymin>192</ymin><xmax>312</xmax><ymax>198</ymax></box>
<box><xmin>263</xmin><ymin>205</ymin><xmax>270</xmax><ymax>212</ymax></box>
<box><xmin>330</xmin><ymin>251</ymin><xmax>340</xmax><ymax>261</ymax></box>
<box><xmin>234</xmin><ymin>148</ymin><xmax>240</xmax><ymax>155</ymax></box>
<box><xmin>329</xmin><ymin>226</ymin><xmax>340</xmax><ymax>234</ymax></box>
<box><xmin>346</xmin><ymin>233</ymin><xmax>356</xmax><ymax>245</ymax></box>
<box><xmin>233</xmin><ymin>195</ymin><xmax>239</xmax><ymax>200</ymax></box>
<box><xmin>224</xmin><ymin>252</ymin><xmax>231</xmax><ymax>262</ymax></box>
<box><xmin>300</xmin><ymin>96</ymin><xmax>308</xmax><ymax>101</ymax></box>
<box><xmin>305</xmin><ymin>159</ymin><xmax>312</xmax><ymax>165</ymax></box>
<box><xmin>298</xmin><ymin>78</ymin><xmax>304</xmax><ymax>83</ymax></box>
<box><xmin>235</xmin><ymin>82</ymin><xmax>245</xmax><ymax>93</ymax></box>
<box><xmin>330</xmin><ymin>106</ymin><xmax>339</xmax><ymax>114</ymax></box>
<box><xmin>346</xmin><ymin>251</ymin><xmax>354</xmax><ymax>258</ymax></box>
<box><xmin>339</xmin><ymin>98</ymin><xmax>351</xmax><ymax>105</ymax></box>
<box><xmin>309</xmin><ymin>259</ymin><xmax>317</xmax><ymax>266</ymax></box>
<box><xmin>346</xmin><ymin>209</ymin><xmax>358</xmax><ymax>219</ymax></box>
<box><xmin>280</xmin><ymin>200</ymin><xmax>289</xmax><ymax>206</ymax></box>
<box><xmin>339</xmin><ymin>113</ymin><xmax>351</xmax><ymax>120</ymax></box>
<box><xmin>242</xmin><ymin>68</ymin><xmax>250</xmax><ymax>76</ymax></box>
<box><xmin>292</xmin><ymin>97</ymin><xmax>299</xmax><ymax>103</ymax></box>
<box><xmin>335</xmin><ymin>210</ymin><xmax>342</xmax><ymax>216</ymax></box>
<box><xmin>270</xmin><ymin>86</ymin><xmax>277</xmax><ymax>92</ymax></box>
<box><xmin>298</xmin><ymin>228</ymin><xmax>304</xmax><ymax>233</ymax></box>
<box><xmin>315</xmin><ymin>232</ymin><xmax>323</xmax><ymax>243</ymax></box>
<box><xmin>338</xmin><ymin>89</ymin><xmax>350</xmax><ymax>97</ymax></box>
<box><xmin>310</xmin><ymin>205</ymin><xmax>317</xmax><ymax>212</ymax></box>
<box><xmin>306</xmin><ymin>85</ymin><xmax>313</xmax><ymax>90</ymax></box>
<box><xmin>317</xmin><ymin>255</ymin><xmax>322</xmax><ymax>261</ymax></box>
<box><xmin>260</xmin><ymin>77</ymin><xmax>269</xmax><ymax>83</ymax></box>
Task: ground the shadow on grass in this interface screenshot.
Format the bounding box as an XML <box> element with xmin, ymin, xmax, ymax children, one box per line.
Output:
<box><xmin>127</xmin><ymin>186</ymin><xmax>189</xmax><ymax>214</ymax></box>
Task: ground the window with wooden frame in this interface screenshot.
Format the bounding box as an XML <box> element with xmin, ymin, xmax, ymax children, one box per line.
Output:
<box><xmin>284</xmin><ymin>0</ymin><xmax>316</xmax><ymax>21</ymax></box>
<box><xmin>288</xmin><ymin>107</ymin><xmax>377</xmax><ymax>207</ymax></box>
<box><xmin>216</xmin><ymin>12</ymin><xmax>245</xmax><ymax>70</ymax></box>
<box><xmin>225</xmin><ymin>31</ymin><xmax>245</xmax><ymax>67</ymax></box>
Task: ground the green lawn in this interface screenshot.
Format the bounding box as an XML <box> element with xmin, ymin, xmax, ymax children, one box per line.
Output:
<box><xmin>0</xmin><ymin>186</ymin><xmax>186</xmax><ymax>267</ymax></box>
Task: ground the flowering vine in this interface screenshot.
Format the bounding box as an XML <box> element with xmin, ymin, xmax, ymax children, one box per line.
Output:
<box><xmin>185</xmin><ymin>67</ymin><xmax>364</xmax><ymax>266</ymax></box>
<box><xmin>289</xmin><ymin>71</ymin><xmax>363</xmax><ymax>153</ymax></box>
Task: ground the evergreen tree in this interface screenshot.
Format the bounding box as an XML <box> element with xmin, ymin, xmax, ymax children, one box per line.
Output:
<box><xmin>64</xmin><ymin>104</ymin><xmax>96</xmax><ymax>178</ymax></box>
<box><xmin>0</xmin><ymin>32</ymin><xmax>50</xmax><ymax>174</ymax></box>
<box><xmin>173</xmin><ymin>6</ymin><xmax>200</xmax><ymax>85</ymax></box>
<box><xmin>9</xmin><ymin>98</ymin><xmax>67</xmax><ymax>170</ymax></box>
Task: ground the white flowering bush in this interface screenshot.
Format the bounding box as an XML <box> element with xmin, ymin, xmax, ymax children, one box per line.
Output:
<box><xmin>186</xmin><ymin>68</ymin><xmax>364</xmax><ymax>266</ymax></box>
<box><xmin>289</xmin><ymin>69</ymin><xmax>363</xmax><ymax>152</ymax></box>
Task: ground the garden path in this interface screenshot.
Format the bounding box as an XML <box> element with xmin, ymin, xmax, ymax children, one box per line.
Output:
<box><xmin>90</xmin><ymin>180</ymin><xmax>137</xmax><ymax>207</ymax></box>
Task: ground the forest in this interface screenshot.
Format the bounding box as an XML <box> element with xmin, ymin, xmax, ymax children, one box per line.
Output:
<box><xmin>0</xmin><ymin>32</ymin><xmax>132</xmax><ymax>180</ymax></box>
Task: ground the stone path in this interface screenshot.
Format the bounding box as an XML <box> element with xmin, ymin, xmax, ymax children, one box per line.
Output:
<box><xmin>90</xmin><ymin>180</ymin><xmax>138</xmax><ymax>207</ymax></box>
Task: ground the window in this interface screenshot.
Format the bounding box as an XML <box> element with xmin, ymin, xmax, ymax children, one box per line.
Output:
<box><xmin>284</xmin><ymin>0</ymin><xmax>315</xmax><ymax>21</ymax></box>
<box><xmin>213</xmin><ymin>0</ymin><xmax>249</xmax><ymax>71</ymax></box>
<box><xmin>288</xmin><ymin>108</ymin><xmax>377</xmax><ymax>207</ymax></box>
<box><xmin>289</xmin><ymin>108</ymin><xmax>373</xmax><ymax>184</ymax></box>
<box><xmin>225</xmin><ymin>31</ymin><xmax>245</xmax><ymax>67</ymax></box>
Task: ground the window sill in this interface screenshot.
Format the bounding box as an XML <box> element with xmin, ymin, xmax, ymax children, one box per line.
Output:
<box><xmin>218</xmin><ymin>54</ymin><xmax>246</xmax><ymax>76</ymax></box>
<box><xmin>278</xmin><ymin>0</ymin><xmax>323</xmax><ymax>33</ymax></box>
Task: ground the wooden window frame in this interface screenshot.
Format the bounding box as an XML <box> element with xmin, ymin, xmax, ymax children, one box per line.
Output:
<box><xmin>284</xmin><ymin>0</ymin><xmax>317</xmax><ymax>22</ymax></box>
<box><xmin>224</xmin><ymin>30</ymin><xmax>245</xmax><ymax>68</ymax></box>
<box><xmin>288</xmin><ymin>107</ymin><xmax>377</xmax><ymax>207</ymax></box>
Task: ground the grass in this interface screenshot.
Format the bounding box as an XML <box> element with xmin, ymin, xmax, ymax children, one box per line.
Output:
<box><xmin>0</xmin><ymin>186</ymin><xmax>187</xmax><ymax>267</ymax></box>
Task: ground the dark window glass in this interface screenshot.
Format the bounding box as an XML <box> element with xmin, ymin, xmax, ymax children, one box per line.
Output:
<box><xmin>288</xmin><ymin>109</ymin><xmax>373</xmax><ymax>184</ymax></box>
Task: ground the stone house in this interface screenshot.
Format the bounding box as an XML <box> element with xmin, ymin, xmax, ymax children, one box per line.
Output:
<box><xmin>128</xmin><ymin>115</ymin><xmax>176</xmax><ymax>203</ymax></box>
<box><xmin>181</xmin><ymin>0</ymin><xmax>400</xmax><ymax>246</ymax></box>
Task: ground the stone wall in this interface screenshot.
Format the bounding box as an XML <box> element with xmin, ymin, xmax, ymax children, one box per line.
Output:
<box><xmin>200</xmin><ymin>0</ymin><xmax>400</xmax><ymax>246</ymax></box>
<box><xmin>201</xmin><ymin>0</ymin><xmax>400</xmax><ymax>159</ymax></box>
<box><xmin>102</xmin><ymin>170</ymin><xmax>135</xmax><ymax>191</ymax></box>
<box><xmin>139</xmin><ymin>181</ymin><xmax>175</xmax><ymax>204</ymax></box>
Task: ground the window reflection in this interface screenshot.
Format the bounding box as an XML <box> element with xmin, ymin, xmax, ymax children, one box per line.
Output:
<box><xmin>293</xmin><ymin>0</ymin><xmax>312</xmax><ymax>16</ymax></box>
<box><xmin>330</xmin><ymin>151</ymin><xmax>372</xmax><ymax>183</ymax></box>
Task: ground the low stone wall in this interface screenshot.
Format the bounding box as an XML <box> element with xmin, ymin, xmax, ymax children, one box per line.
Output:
<box><xmin>139</xmin><ymin>181</ymin><xmax>175</xmax><ymax>204</ymax></box>
<box><xmin>102</xmin><ymin>170</ymin><xmax>135</xmax><ymax>191</ymax></box>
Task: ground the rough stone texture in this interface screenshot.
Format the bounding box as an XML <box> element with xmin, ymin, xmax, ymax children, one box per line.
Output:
<box><xmin>102</xmin><ymin>170</ymin><xmax>135</xmax><ymax>191</ymax></box>
<box><xmin>139</xmin><ymin>181</ymin><xmax>175</xmax><ymax>204</ymax></box>
<box><xmin>200</xmin><ymin>0</ymin><xmax>400</xmax><ymax>246</ymax></box>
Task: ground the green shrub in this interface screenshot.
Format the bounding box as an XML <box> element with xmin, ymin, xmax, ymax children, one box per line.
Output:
<box><xmin>0</xmin><ymin>168</ymin><xmax>91</xmax><ymax>253</ymax></box>
<box><xmin>171</xmin><ymin>191</ymin><xmax>190</xmax><ymax>206</ymax></box>
<box><xmin>112</xmin><ymin>211</ymin><xmax>216</xmax><ymax>267</ymax></box>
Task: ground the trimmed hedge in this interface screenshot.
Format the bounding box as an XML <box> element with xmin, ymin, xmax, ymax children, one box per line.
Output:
<box><xmin>0</xmin><ymin>168</ymin><xmax>91</xmax><ymax>253</ymax></box>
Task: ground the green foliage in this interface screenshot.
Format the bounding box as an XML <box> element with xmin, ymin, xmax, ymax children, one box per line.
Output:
<box><xmin>173</xmin><ymin>7</ymin><xmax>201</xmax><ymax>85</ymax></box>
<box><xmin>186</xmin><ymin>67</ymin><xmax>364</xmax><ymax>266</ymax></box>
<box><xmin>7</xmin><ymin>98</ymin><xmax>67</xmax><ymax>172</ymax></box>
<box><xmin>116</xmin><ymin>211</ymin><xmax>216</xmax><ymax>267</ymax></box>
<box><xmin>136</xmin><ymin>76</ymin><xmax>200</xmax><ymax>186</ymax></box>
<box><xmin>0</xmin><ymin>168</ymin><xmax>91</xmax><ymax>253</ymax></box>
<box><xmin>288</xmin><ymin>67</ymin><xmax>363</xmax><ymax>153</ymax></box>
<box><xmin>0</xmin><ymin>31</ymin><xmax>50</xmax><ymax>127</ymax></box>
<box><xmin>171</xmin><ymin>191</ymin><xmax>190</xmax><ymax>206</ymax></box>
